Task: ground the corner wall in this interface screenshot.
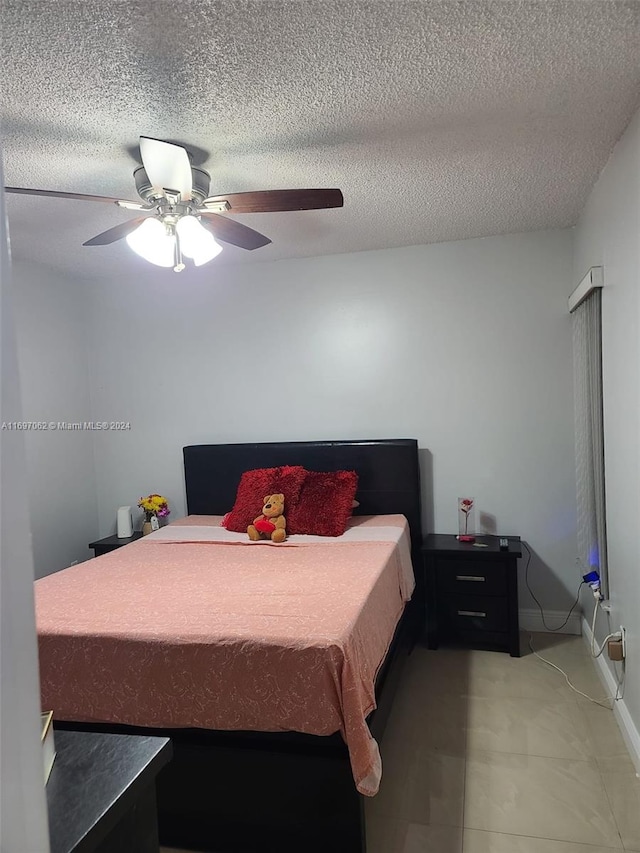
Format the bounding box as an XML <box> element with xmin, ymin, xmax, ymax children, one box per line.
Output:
<box><xmin>574</xmin><ymin>105</ymin><xmax>640</xmax><ymax>744</ymax></box>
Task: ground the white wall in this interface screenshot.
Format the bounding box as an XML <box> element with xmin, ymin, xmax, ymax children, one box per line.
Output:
<box><xmin>12</xmin><ymin>261</ymin><xmax>98</xmax><ymax>577</ymax></box>
<box><xmin>1</xmin><ymin>183</ymin><xmax>50</xmax><ymax>848</ymax></box>
<box><xmin>88</xmin><ymin>228</ymin><xmax>577</xmax><ymax>611</ymax></box>
<box><xmin>574</xmin><ymin>107</ymin><xmax>640</xmax><ymax>735</ymax></box>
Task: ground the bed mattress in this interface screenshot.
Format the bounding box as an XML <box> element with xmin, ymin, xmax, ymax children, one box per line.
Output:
<box><xmin>35</xmin><ymin>514</ymin><xmax>414</xmax><ymax>795</ymax></box>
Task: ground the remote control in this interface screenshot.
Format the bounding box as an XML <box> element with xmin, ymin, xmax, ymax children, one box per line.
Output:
<box><xmin>499</xmin><ymin>538</ymin><xmax>509</xmax><ymax>550</ymax></box>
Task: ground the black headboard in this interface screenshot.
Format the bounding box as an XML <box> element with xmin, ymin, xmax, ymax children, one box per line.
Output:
<box><xmin>183</xmin><ymin>438</ymin><xmax>423</xmax><ymax>559</ymax></box>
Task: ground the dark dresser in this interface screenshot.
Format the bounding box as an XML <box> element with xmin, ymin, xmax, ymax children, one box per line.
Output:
<box><xmin>48</xmin><ymin>729</ymin><xmax>172</xmax><ymax>853</ymax></box>
<box><xmin>422</xmin><ymin>534</ymin><xmax>522</xmax><ymax>656</ymax></box>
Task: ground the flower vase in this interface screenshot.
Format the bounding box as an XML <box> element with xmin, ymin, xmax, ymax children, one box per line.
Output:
<box><xmin>142</xmin><ymin>518</ymin><xmax>153</xmax><ymax>536</ymax></box>
<box><xmin>457</xmin><ymin>497</ymin><xmax>475</xmax><ymax>543</ymax></box>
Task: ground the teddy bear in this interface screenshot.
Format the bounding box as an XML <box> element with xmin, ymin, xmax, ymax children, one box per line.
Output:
<box><xmin>247</xmin><ymin>494</ymin><xmax>287</xmax><ymax>543</ymax></box>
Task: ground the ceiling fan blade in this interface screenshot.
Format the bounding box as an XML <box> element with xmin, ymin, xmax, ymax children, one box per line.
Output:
<box><xmin>83</xmin><ymin>217</ymin><xmax>148</xmax><ymax>247</ymax></box>
<box><xmin>201</xmin><ymin>188</ymin><xmax>344</xmax><ymax>214</ymax></box>
<box><xmin>198</xmin><ymin>213</ymin><xmax>271</xmax><ymax>250</ymax></box>
<box><xmin>115</xmin><ymin>200</ymin><xmax>154</xmax><ymax>211</ymax></box>
<box><xmin>4</xmin><ymin>186</ymin><xmax>133</xmax><ymax>205</ymax></box>
<box><xmin>139</xmin><ymin>136</ymin><xmax>193</xmax><ymax>197</ymax></box>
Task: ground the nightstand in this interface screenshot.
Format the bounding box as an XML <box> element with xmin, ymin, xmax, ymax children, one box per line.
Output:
<box><xmin>88</xmin><ymin>532</ymin><xmax>143</xmax><ymax>557</ymax></box>
<box><xmin>47</xmin><ymin>728</ymin><xmax>172</xmax><ymax>853</ymax></box>
<box><xmin>422</xmin><ymin>534</ymin><xmax>522</xmax><ymax>656</ymax></box>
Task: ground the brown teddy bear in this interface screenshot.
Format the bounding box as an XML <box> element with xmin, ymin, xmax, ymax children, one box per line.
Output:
<box><xmin>248</xmin><ymin>494</ymin><xmax>287</xmax><ymax>543</ymax></box>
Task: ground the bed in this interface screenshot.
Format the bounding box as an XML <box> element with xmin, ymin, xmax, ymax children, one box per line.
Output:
<box><xmin>39</xmin><ymin>438</ymin><xmax>424</xmax><ymax>853</ymax></box>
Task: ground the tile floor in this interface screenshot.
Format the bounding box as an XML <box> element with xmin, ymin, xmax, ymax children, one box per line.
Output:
<box><xmin>162</xmin><ymin>632</ymin><xmax>640</xmax><ymax>853</ymax></box>
<box><xmin>366</xmin><ymin>632</ymin><xmax>640</xmax><ymax>852</ymax></box>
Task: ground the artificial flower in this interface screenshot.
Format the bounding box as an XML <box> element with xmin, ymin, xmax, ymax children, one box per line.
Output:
<box><xmin>138</xmin><ymin>493</ymin><xmax>170</xmax><ymax>521</ymax></box>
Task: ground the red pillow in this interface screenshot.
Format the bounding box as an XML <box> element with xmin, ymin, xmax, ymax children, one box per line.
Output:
<box><xmin>288</xmin><ymin>470</ymin><xmax>359</xmax><ymax>537</ymax></box>
<box><xmin>225</xmin><ymin>466</ymin><xmax>307</xmax><ymax>532</ymax></box>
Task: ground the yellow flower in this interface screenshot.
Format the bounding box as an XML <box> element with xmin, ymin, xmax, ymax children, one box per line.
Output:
<box><xmin>138</xmin><ymin>493</ymin><xmax>169</xmax><ymax>517</ymax></box>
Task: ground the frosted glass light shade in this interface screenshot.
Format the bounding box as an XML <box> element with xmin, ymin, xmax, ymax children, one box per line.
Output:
<box><xmin>126</xmin><ymin>218</ymin><xmax>175</xmax><ymax>267</ymax></box>
<box><xmin>175</xmin><ymin>215</ymin><xmax>222</xmax><ymax>266</ymax></box>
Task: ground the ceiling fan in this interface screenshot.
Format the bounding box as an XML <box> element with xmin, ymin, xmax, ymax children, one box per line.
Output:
<box><xmin>4</xmin><ymin>136</ymin><xmax>344</xmax><ymax>272</ymax></box>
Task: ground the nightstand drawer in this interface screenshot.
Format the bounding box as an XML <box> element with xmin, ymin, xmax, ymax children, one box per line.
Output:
<box><xmin>440</xmin><ymin>594</ymin><xmax>509</xmax><ymax>634</ymax></box>
<box><xmin>93</xmin><ymin>544</ymin><xmax>121</xmax><ymax>557</ymax></box>
<box><xmin>436</xmin><ymin>559</ymin><xmax>507</xmax><ymax>596</ymax></box>
<box><xmin>89</xmin><ymin>532</ymin><xmax>143</xmax><ymax>558</ymax></box>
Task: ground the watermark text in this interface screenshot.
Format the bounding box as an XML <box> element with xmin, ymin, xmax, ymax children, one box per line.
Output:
<box><xmin>1</xmin><ymin>421</ymin><xmax>132</xmax><ymax>431</ymax></box>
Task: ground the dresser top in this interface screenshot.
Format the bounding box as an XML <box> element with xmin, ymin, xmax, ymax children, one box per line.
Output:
<box><xmin>422</xmin><ymin>533</ymin><xmax>522</xmax><ymax>557</ymax></box>
<box><xmin>88</xmin><ymin>532</ymin><xmax>143</xmax><ymax>548</ymax></box>
<box><xmin>47</xmin><ymin>729</ymin><xmax>172</xmax><ymax>853</ymax></box>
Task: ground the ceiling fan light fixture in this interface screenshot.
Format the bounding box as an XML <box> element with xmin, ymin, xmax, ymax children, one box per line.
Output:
<box><xmin>125</xmin><ymin>217</ymin><xmax>175</xmax><ymax>267</ymax></box>
<box><xmin>7</xmin><ymin>141</ymin><xmax>342</xmax><ymax>262</ymax></box>
<box><xmin>175</xmin><ymin>215</ymin><xmax>222</xmax><ymax>266</ymax></box>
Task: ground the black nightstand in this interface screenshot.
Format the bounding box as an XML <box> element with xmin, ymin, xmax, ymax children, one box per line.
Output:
<box><xmin>422</xmin><ymin>534</ymin><xmax>522</xmax><ymax>656</ymax></box>
<box><xmin>89</xmin><ymin>532</ymin><xmax>143</xmax><ymax>557</ymax></box>
<box><xmin>48</xmin><ymin>728</ymin><xmax>172</xmax><ymax>853</ymax></box>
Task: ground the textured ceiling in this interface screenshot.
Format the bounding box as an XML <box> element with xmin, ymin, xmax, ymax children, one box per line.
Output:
<box><xmin>2</xmin><ymin>0</ymin><xmax>640</xmax><ymax>278</ymax></box>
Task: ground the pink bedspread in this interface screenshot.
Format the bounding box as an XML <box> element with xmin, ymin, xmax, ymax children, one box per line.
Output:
<box><xmin>35</xmin><ymin>515</ymin><xmax>413</xmax><ymax>795</ymax></box>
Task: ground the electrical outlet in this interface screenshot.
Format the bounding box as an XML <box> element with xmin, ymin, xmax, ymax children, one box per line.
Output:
<box><xmin>607</xmin><ymin>626</ymin><xmax>627</xmax><ymax>662</ymax></box>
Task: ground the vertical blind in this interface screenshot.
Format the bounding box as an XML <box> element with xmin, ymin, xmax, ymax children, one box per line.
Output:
<box><xmin>572</xmin><ymin>288</ymin><xmax>608</xmax><ymax>596</ymax></box>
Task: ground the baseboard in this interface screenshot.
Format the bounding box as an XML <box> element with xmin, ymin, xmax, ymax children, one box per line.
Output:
<box><xmin>519</xmin><ymin>608</ymin><xmax>582</xmax><ymax>635</ymax></box>
<box><xmin>582</xmin><ymin>614</ymin><xmax>640</xmax><ymax>776</ymax></box>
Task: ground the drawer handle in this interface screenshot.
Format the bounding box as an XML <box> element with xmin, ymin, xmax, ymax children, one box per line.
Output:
<box><xmin>458</xmin><ymin>610</ymin><xmax>486</xmax><ymax>618</ymax></box>
<box><xmin>455</xmin><ymin>575</ymin><xmax>485</xmax><ymax>582</ymax></box>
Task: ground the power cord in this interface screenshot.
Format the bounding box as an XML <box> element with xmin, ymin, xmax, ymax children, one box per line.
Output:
<box><xmin>528</xmin><ymin>635</ymin><xmax>622</xmax><ymax>708</ymax></box>
<box><xmin>522</xmin><ymin>542</ymin><xmax>583</xmax><ymax>632</ymax></box>
<box><xmin>589</xmin><ymin>597</ymin><xmax>620</xmax><ymax>658</ymax></box>
<box><xmin>585</xmin><ymin>590</ymin><xmax>625</xmax><ymax>702</ymax></box>
<box><xmin>521</xmin><ymin>542</ymin><xmax>624</xmax><ymax>707</ymax></box>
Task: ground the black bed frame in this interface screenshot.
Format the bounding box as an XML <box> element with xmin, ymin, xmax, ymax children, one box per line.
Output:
<box><xmin>58</xmin><ymin>439</ymin><xmax>424</xmax><ymax>853</ymax></box>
